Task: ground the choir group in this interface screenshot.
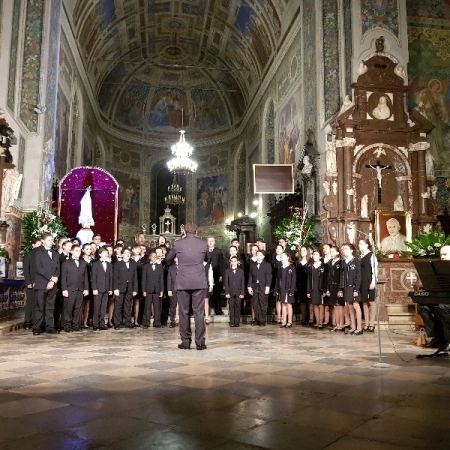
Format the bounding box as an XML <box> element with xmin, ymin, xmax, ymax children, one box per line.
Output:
<box><xmin>22</xmin><ymin>231</ymin><xmax>377</xmax><ymax>336</ymax></box>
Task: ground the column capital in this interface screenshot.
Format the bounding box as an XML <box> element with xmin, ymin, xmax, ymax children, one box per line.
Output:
<box><xmin>336</xmin><ymin>137</ymin><xmax>356</xmax><ymax>148</ymax></box>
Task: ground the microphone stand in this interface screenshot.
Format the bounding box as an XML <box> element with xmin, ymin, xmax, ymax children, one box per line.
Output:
<box><xmin>350</xmin><ymin>226</ymin><xmax>391</xmax><ymax>369</ymax></box>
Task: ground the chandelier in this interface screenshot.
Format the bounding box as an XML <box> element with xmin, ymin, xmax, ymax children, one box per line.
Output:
<box><xmin>167</xmin><ymin>129</ymin><xmax>198</xmax><ymax>174</ymax></box>
<box><xmin>165</xmin><ymin>175</ymin><xmax>185</xmax><ymax>205</ymax></box>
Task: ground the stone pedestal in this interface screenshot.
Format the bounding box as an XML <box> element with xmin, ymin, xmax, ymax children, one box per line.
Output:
<box><xmin>378</xmin><ymin>259</ymin><xmax>419</xmax><ymax>327</ymax></box>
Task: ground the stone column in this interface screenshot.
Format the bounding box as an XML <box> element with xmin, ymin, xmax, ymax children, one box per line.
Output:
<box><xmin>343</xmin><ymin>137</ymin><xmax>356</xmax><ymax>213</ymax></box>
<box><xmin>410</xmin><ymin>141</ymin><xmax>430</xmax><ymax>217</ymax></box>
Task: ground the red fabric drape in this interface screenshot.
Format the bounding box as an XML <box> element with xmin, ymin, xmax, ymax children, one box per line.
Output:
<box><xmin>58</xmin><ymin>167</ymin><xmax>119</xmax><ymax>244</ymax></box>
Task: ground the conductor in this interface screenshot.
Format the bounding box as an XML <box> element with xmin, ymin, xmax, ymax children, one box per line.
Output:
<box><xmin>166</xmin><ymin>222</ymin><xmax>208</xmax><ymax>350</ymax></box>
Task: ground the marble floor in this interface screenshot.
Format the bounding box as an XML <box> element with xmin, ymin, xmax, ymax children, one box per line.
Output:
<box><xmin>0</xmin><ymin>323</ymin><xmax>449</xmax><ymax>450</ymax></box>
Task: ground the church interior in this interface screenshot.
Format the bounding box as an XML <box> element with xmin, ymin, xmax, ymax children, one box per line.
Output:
<box><xmin>1</xmin><ymin>1</ymin><xmax>450</xmax><ymax>449</ymax></box>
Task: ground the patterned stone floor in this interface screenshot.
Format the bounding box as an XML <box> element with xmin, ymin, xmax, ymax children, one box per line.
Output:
<box><xmin>0</xmin><ymin>323</ymin><xmax>449</xmax><ymax>450</ymax></box>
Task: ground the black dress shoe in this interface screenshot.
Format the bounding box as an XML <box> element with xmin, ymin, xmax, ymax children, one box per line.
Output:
<box><xmin>72</xmin><ymin>327</ymin><xmax>81</xmax><ymax>332</ymax></box>
<box><xmin>215</xmin><ymin>310</ymin><xmax>224</xmax><ymax>315</ymax></box>
<box><xmin>153</xmin><ymin>324</ymin><xmax>162</xmax><ymax>328</ymax></box>
<box><xmin>99</xmin><ymin>325</ymin><xmax>108</xmax><ymax>330</ymax></box>
<box><xmin>178</xmin><ymin>343</ymin><xmax>191</xmax><ymax>350</ymax></box>
<box><xmin>260</xmin><ymin>322</ymin><xmax>266</xmax><ymax>326</ymax></box>
<box><xmin>169</xmin><ymin>322</ymin><xmax>176</xmax><ymax>328</ymax></box>
<box><xmin>32</xmin><ymin>330</ymin><xmax>41</xmax><ymax>335</ymax></box>
<box><xmin>46</xmin><ymin>328</ymin><xmax>57</xmax><ymax>334</ymax></box>
<box><xmin>196</xmin><ymin>343</ymin><xmax>207</xmax><ymax>350</ymax></box>
<box><xmin>64</xmin><ymin>327</ymin><xmax>72</xmax><ymax>333</ymax></box>
<box><xmin>114</xmin><ymin>326</ymin><xmax>121</xmax><ymax>330</ymax></box>
<box><xmin>93</xmin><ymin>326</ymin><xmax>99</xmax><ymax>331</ymax></box>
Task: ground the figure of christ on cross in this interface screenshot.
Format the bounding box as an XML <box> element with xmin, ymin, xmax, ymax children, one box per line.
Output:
<box><xmin>365</xmin><ymin>160</ymin><xmax>392</xmax><ymax>204</ymax></box>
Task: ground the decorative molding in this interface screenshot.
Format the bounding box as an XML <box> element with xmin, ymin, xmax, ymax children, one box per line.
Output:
<box><xmin>336</xmin><ymin>137</ymin><xmax>356</xmax><ymax>148</ymax></box>
<box><xmin>409</xmin><ymin>141</ymin><xmax>430</xmax><ymax>151</ymax></box>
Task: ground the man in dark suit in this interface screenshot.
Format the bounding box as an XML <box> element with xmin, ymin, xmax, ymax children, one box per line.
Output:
<box><xmin>167</xmin><ymin>257</ymin><xmax>179</xmax><ymax>328</ymax></box>
<box><xmin>91</xmin><ymin>247</ymin><xmax>113</xmax><ymax>330</ymax></box>
<box><xmin>207</xmin><ymin>236</ymin><xmax>224</xmax><ymax>315</ymax></box>
<box><xmin>23</xmin><ymin>238</ymin><xmax>42</xmax><ymax>329</ymax></box>
<box><xmin>166</xmin><ymin>222</ymin><xmax>208</xmax><ymax>350</ymax></box>
<box><xmin>113</xmin><ymin>248</ymin><xmax>138</xmax><ymax>329</ymax></box>
<box><xmin>33</xmin><ymin>233</ymin><xmax>60</xmax><ymax>335</ymax></box>
<box><xmin>247</xmin><ymin>250</ymin><xmax>272</xmax><ymax>326</ymax></box>
<box><xmin>60</xmin><ymin>245</ymin><xmax>89</xmax><ymax>332</ymax></box>
<box><xmin>224</xmin><ymin>256</ymin><xmax>245</xmax><ymax>327</ymax></box>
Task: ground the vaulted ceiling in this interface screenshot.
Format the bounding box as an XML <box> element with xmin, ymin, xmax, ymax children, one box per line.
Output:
<box><xmin>70</xmin><ymin>0</ymin><xmax>292</xmax><ymax>142</ymax></box>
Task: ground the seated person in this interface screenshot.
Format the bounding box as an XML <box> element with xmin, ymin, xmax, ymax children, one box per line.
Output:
<box><xmin>418</xmin><ymin>245</ymin><xmax>450</xmax><ymax>352</ymax></box>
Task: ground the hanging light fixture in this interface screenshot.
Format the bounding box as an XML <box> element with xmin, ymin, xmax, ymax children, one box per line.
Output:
<box><xmin>165</xmin><ymin>174</ymin><xmax>185</xmax><ymax>205</ymax></box>
<box><xmin>167</xmin><ymin>98</ymin><xmax>197</xmax><ymax>174</ymax></box>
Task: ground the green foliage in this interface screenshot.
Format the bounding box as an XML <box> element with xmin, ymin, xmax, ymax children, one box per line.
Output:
<box><xmin>273</xmin><ymin>207</ymin><xmax>317</xmax><ymax>252</ymax></box>
<box><xmin>21</xmin><ymin>201</ymin><xmax>67</xmax><ymax>255</ymax></box>
<box><xmin>404</xmin><ymin>230</ymin><xmax>450</xmax><ymax>258</ymax></box>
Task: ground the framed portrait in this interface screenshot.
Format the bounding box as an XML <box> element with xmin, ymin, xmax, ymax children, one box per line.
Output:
<box><xmin>375</xmin><ymin>210</ymin><xmax>412</xmax><ymax>253</ymax></box>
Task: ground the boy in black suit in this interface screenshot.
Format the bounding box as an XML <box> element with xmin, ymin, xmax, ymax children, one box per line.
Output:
<box><xmin>23</xmin><ymin>238</ymin><xmax>42</xmax><ymax>329</ymax></box>
<box><xmin>91</xmin><ymin>247</ymin><xmax>112</xmax><ymax>330</ymax></box>
<box><xmin>142</xmin><ymin>251</ymin><xmax>164</xmax><ymax>328</ymax></box>
<box><xmin>113</xmin><ymin>248</ymin><xmax>138</xmax><ymax>329</ymax></box>
<box><xmin>167</xmin><ymin>256</ymin><xmax>179</xmax><ymax>328</ymax></box>
<box><xmin>247</xmin><ymin>250</ymin><xmax>272</xmax><ymax>326</ymax></box>
<box><xmin>33</xmin><ymin>233</ymin><xmax>60</xmax><ymax>335</ymax></box>
<box><xmin>207</xmin><ymin>236</ymin><xmax>224</xmax><ymax>315</ymax></box>
<box><xmin>61</xmin><ymin>245</ymin><xmax>89</xmax><ymax>332</ymax></box>
<box><xmin>224</xmin><ymin>256</ymin><xmax>245</xmax><ymax>327</ymax></box>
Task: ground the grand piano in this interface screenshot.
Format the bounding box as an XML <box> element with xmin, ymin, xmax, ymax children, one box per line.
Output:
<box><xmin>408</xmin><ymin>260</ymin><xmax>450</xmax><ymax>358</ymax></box>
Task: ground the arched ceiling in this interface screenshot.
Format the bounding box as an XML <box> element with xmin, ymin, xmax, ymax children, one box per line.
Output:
<box><xmin>70</xmin><ymin>0</ymin><xmax>291</xmax><ymax>141</ymax></box>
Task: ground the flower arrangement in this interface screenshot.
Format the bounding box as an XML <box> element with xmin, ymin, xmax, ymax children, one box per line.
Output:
<box><xmin>274</xmin><ymin>206</ymin><xmax>317</xmax><ymax>252</ymax></box>
<box><xmin>20</xmin><ymin>200</ymin><xmax>67</xmax><ymax>255</ymax></box>
<box><xmin>404</xmin><ymin>230</ymin><xmax>450</xmax><ymax>258</ymax></box>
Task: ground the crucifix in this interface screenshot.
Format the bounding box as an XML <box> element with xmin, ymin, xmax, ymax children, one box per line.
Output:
<box><xmin>365</xmin><ymin>160</ymin><xmax>392</xmax><ymax>203</ymax></box>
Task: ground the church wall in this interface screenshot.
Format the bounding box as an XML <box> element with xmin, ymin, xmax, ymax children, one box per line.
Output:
<box><xmin>407</xmin><ymin>1</ymin><xmax>450</xmax><ymax>213</ymax></box>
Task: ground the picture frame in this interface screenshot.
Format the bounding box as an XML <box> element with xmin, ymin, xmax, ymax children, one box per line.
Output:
<box><xmin>253</xmin><ymin>164</ymin><xmax>294</xmax><ymax>194</ymax></box>
<box><xmin>375</xmin><ymin>210</ymin><xmax>412</xmax><ymax>253</ymax></box>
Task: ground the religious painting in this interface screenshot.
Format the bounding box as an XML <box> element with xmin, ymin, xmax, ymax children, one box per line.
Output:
<box><xmin>114</xmin><ymin>82</ymin><xmax>150</xmax><ymax>129</ymax></box>
<box><xmin>375</xmin><ymin>210</ymin><xmax>412</xmax><ymax>254</ymax></box>
<box><xmin>54</xmin><ymin>88</ymin><xmax>70</xmax><ymax>180</ymax></box>
<box><xmin>191</xmin><ymin>88</ymin><xmax>228</xmax><ymax>130</ymax></box>
<box><xmin>110</xmin><ymin>169</ymin><xmax>140</xmax><ymax>228</ymax></box>
<box><xmin>148</xmin><ymin>88</ymin><xmax>188</xmax><ymax>129</ymax></box>
<box><xmin>409</xmin><ymin>76</ymin><xmax>450</xmax><ymax>175</ymax></box>
<box><xmin>196</xmin><ymin>174</ymin><xmax>228</xmax><ymax>226</ymax></box>
<box><xmin>361</xmin><ymin>0</ymin><xmax>399</xmax><ymax>39</ymax></box>
<box><xmin>277</xmin><ymin>96</ymin><xmax>300</xmax><ymax>164</ymax></box>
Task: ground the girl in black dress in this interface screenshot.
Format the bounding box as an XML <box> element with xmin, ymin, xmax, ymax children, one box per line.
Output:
<box><xmin>307</xmin><ymin>249</ymin><xmax>329</xmax><ymax>329</ymax></box>
<box><xmin>358</xmin><ymin>239</ymin><xmax>377</xmax><ymax>332</ymax></box>
<box><xmin>246</xmin><ymin>244</ymin><xmax>259</xmax><ymax>324</ymax></box>
<box><xmin>296</xmin><ymin>246</ymin><xmax>311</xmax><ymax>325</ymax></box>
<box><xmin>278</xmin><ymin>252</ymin><xmax>296</xmax><ymax>327</ymax></box>
<box><xmin>272</xmin><ymin>245</ymin><xmax>284</xmax><ymax>324</ymax></box>
<box><xmin>341</xmin><ymin>244</ymin><xmax>363</xmax><ymax>335</ymax></box>
<box><xmin>327</xmin><ymin>245</ymin><xmax>344</xmax><ymax>331</ymax></box>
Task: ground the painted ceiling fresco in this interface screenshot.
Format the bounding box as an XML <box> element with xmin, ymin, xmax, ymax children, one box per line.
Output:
<box><xmin>71</xmin><ymin>0</ymin><xmax>291</xmax><ymax>140</ymax></box>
